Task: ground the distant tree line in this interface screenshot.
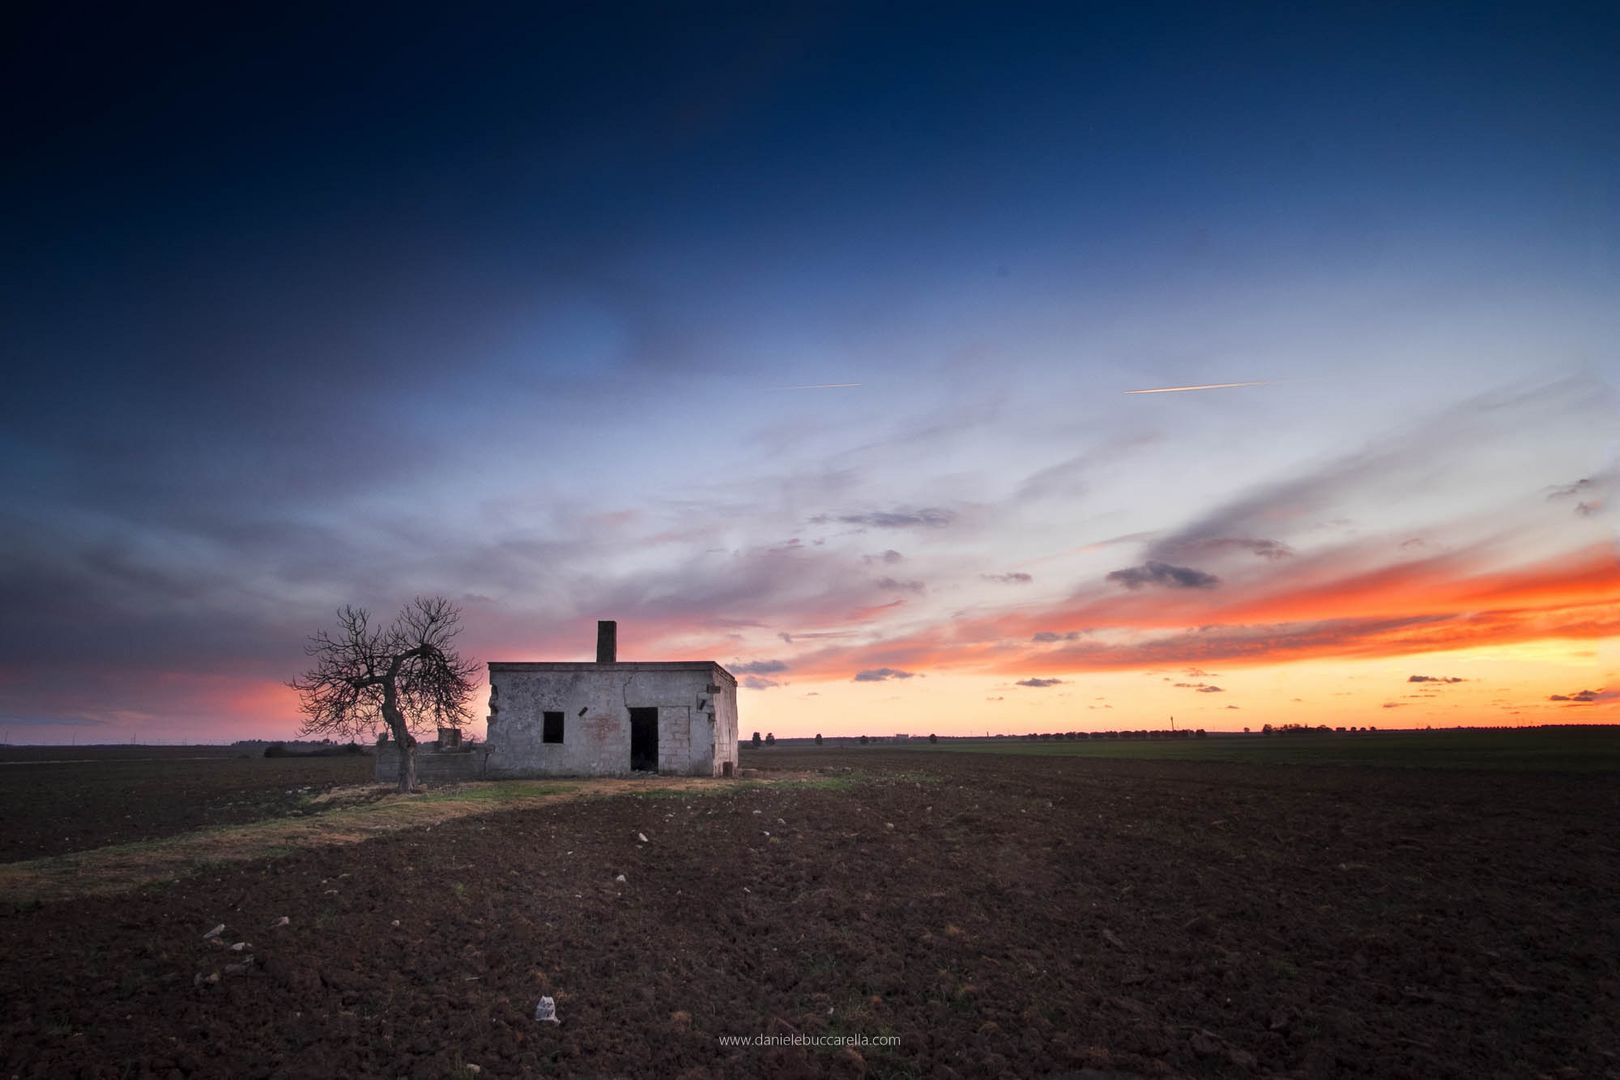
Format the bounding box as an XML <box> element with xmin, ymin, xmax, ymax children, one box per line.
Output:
<box><xmin>737</xmin><ymin>722</ymin><xmax>1613</xmax><ymax>747</ymax></box>
<box><xmin>1260</xmin><ymin>723</ymin><xmax>1379</xmax><ymax>735</ymax></box>
<box><xmin>1019</xmin><ymin>729</ymin><xmax>1208</xmax><ymax>740</ymax></box>
<box><xmin>261</xmin><ymin>741</ymin><xmax>368</xmax><ymax>758</ymax></box>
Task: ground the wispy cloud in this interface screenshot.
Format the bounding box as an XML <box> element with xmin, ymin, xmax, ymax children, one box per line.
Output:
<box><xmin>853</xmin><ymin>667</ymin><xmax>916</xmax><ymax>682</ymax></box>
<box><xmin>1140</xmin><ymin>380</ymin><xmax>1609</xmax><ymax>567</ymax></box>
<box><xmin>1106</xmin><ymin>562</ymin><xmax>1220</xmax><ymax>590</ymax></box>
<box><xmin>733</xmin><ymin>659</ymin><xmax>789</xmax><ymax>675</ymax></box>
<box><xmin>813</xmin><ymin>508</ymin><xmax>956</xmax><ymax>529</ymax></box>
<box><xmin>1166</xmin><ymin>537</ymin><xmax>1293</xmax><ymax>562</ymax></box>
<box><xmin>1124</xmin><ymin>381</ymin><xmax>1270</xmax><ymax>394</ymax></box>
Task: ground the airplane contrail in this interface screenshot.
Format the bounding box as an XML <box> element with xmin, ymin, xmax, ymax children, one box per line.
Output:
<box><xmin>777</xmin><ymin>382</ymin><xmax>863</xmax><ymax>390</ymax></box>
<box><xmin>1124</xmin><ymin>380</ymin><xmax>1270</xmax><ymax>394</ymax></box>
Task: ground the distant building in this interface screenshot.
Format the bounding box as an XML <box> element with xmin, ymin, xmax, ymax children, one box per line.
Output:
<box><xmin>376</xmin><ymin>621</ymin><xmax>739</xmax><ymax>782</ymax></box>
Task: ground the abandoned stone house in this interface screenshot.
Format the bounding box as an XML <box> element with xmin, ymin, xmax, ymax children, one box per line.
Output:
<box><xmin>375</xmin><ymin>621</ymin><xmax>739</xmax><ymax>781</ymax></box>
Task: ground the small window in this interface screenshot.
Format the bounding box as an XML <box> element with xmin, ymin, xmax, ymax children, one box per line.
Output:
<box><xmin>543</xmin><ymin>711</ymin><xmax>564</xmax><ymax>744</ymax></box>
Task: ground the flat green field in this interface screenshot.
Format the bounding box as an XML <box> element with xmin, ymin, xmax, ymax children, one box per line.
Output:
<box><xmin>902</xmin><ymin>727</ymin><xmax>1620</xmax><ymax>772</ymax></box>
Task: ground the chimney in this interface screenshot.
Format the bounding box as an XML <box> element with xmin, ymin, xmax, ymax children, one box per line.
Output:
<box><xmin>596</xmin><ymin>620</ymin><xmax>617</xmax><ymax>663</ymax></box>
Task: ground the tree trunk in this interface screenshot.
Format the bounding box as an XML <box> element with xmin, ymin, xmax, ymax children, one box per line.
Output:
<box><xmin>382</xmin><ymin>694</ymin><xmax>415</xmax><ymax>793</ymax></box>
<box><xmin>398</xmin><ymin>735</ymin><xmax>417</xmax><ymax>793</ymax></box>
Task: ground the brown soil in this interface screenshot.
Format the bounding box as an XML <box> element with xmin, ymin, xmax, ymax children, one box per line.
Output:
<box><xmin>1</xmin><ymin>750</ymin><xmax>1616</xmax><ymax>1079</ymax></box>
<box><xmin>0</xmin><ymin>776</ymin><xmax>751</xmax><ymax>904</ymax></box>
<box><xmin>0</xmin><ymin>748</ymin><xmax>375</xmax><ymax>862</ymax></box>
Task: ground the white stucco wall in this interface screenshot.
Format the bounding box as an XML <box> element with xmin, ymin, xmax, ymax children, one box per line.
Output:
<box><xmin>485</xmin><ymin>662</ymin><xmax>738</xmax><ymax>777</ymax></box>
<box><xmin>712</xmin><ymin>679</ymin><xmax>739</xmax><ymax>775</ymax></box>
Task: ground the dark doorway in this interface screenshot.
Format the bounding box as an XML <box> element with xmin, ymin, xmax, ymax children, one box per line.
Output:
<box><xmin>629</xmin><ymin>707</ymin><xmax>658</xmax><ymax>772</ymax></box>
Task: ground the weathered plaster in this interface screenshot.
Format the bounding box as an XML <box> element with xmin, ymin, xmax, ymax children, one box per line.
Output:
<box><xmin>483</xmin><ymin>661</ymin><xmax>738</xmax><ymax>777</ymax></box>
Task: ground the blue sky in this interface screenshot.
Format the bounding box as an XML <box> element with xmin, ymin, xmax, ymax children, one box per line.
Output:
<box><xmin>1</xmin><ymin>2</ymin><xmax>1616</xmax><ymax>740</ymax></box>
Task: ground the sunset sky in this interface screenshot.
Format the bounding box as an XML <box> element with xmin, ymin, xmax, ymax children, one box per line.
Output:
<box><xmin>2</xmin><ymin>3</ymin><xmax>1616</xmax><ymax>742</ymax></box>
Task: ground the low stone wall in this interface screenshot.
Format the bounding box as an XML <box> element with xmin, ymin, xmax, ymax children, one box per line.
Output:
<box><xmin>373</xmin><ymin>745</ymin><xmax>488</xmax><ymax>784</ymax></box>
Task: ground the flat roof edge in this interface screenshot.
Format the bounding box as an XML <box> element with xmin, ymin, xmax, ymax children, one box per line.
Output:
<box><xmin>488</xmin><ymin>661</ymin><xmax>736</xmax><ymax>683</ymax></box>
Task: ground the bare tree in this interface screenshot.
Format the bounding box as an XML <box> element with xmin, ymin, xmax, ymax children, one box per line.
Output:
<box><xmin>290</xmin><ymin>597</ymin><xmax>479</xmax><ymax>791</ymax></box>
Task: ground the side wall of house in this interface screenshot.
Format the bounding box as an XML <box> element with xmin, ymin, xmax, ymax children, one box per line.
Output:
<box><xmin>485</xmin><ymin>666</ymin><xmax>728</xmax><ymax>777</ymax></box>
<box><xmin>712</xmin><ymin>679</ymin><xmax>739</xmax><ymax>776</ymax></box>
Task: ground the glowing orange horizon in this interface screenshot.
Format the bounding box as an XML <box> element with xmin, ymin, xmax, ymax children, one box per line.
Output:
<box><xmin>752</xmin><ymin>543</ymin><xmax>1620</xmax><ymax>681</ymax></box>
<box><xmin>34</xmin><ymin>541</ymin><xmax>1608</xmax><ymax>742</ymax></box>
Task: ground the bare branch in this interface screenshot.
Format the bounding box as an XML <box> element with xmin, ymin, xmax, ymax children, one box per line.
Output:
<box><xmin>288</xmin><ymin>597</ymin><xmax>478</xmax><ymax>740</ymax></box>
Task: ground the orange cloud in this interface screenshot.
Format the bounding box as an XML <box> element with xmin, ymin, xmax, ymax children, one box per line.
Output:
<box><xmin>774</xmin><ymin>543</ymin><xmax>1620</xmax><ymax>680</ymax></box>
<box><xmin>1214</xmin><ymin>544</ymin><xmax>1620</xmax><ymax>625</ymax></box>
